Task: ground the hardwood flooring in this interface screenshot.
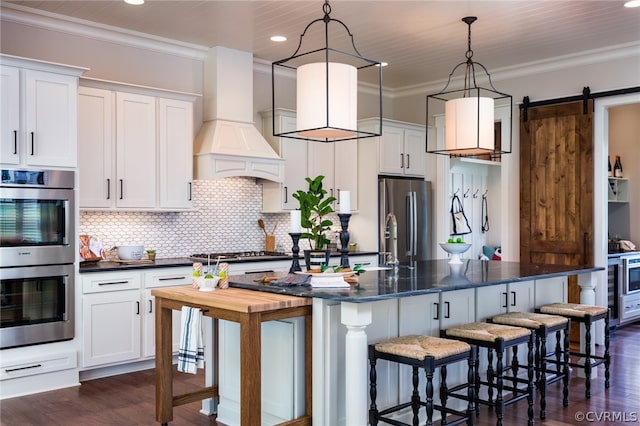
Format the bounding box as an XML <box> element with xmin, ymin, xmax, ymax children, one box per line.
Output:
<box><xmin>1</xmin><ymin>322</ymin><xmax>639</xmax><ymax>426</ymax></box>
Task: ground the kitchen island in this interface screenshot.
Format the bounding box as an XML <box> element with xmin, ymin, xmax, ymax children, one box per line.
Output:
<box><xmin>226</xmin><ymin>259</ymin><xmax>603</xmax><ymax>426</ymax></box>
<box><xmin>150</xmin><ymin>259</ymin><xmax>602</xmax><ymax>426</ymax></box>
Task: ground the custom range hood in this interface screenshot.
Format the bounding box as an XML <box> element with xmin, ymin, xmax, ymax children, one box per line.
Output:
<box><xmin>194</xmin><ymin>46</ymin><xmax>283</xmax><ymax>182</ymax></box>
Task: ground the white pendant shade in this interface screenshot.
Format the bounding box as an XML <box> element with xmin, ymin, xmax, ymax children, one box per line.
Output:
<box><xmin>296</xmin><ymin>62</ymin><xmax>357</xmax><ymax>139</ymax></box>
<box><xmin>445</xmin><ymin>97</ymin><xmax>495</xmax><ymax>155</ymax></box>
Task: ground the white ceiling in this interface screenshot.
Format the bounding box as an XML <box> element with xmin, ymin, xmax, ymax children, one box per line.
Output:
<box><xmin>4</xmin><ymin>0</ymin><xmax>640</xmax><ymax>89</ymax></box>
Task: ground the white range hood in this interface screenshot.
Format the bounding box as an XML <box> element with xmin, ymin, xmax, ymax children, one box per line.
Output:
<box><xmin>194</xmin><ymin>46</ymin><xmax>284</xmax><ymax>182</ymax></box>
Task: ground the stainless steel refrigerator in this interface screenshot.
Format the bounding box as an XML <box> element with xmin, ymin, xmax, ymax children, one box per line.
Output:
<box><xmin>379</xmin><ymin>176</ymin><xmax>433</xmax><ymax>265</ymax></box>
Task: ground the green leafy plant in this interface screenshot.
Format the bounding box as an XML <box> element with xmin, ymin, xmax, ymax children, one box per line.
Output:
<box><xmin>293</xmin><ymin>175</ymin><xmax>336</xmax><ymax>250</ymax></box>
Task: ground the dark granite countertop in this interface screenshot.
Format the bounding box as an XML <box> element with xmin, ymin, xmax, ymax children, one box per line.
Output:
<box><xmin>79</xmin><ymin>251</ymin><xmax>378</xmax><ymax>273</ymax></box>
<box><xmin>228</xmin><ymin>259</ymin><xmax>604</xmax><ymax>303</ymax></box>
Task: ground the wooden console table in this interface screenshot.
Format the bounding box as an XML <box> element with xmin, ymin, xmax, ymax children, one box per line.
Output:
<box><xmin>152</xmin><ymin>286</ymin><xmax>313</xmax><ymax>426</ymax></box>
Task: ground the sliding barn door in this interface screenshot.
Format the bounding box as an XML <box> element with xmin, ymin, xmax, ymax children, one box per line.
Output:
<box><xmin>520</xmin><ymin>101</ymin><xmax>594</xmax><ymax>336</ymax></box>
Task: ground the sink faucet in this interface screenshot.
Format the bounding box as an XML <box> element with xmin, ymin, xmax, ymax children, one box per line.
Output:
<box><xmin>384</xmin><ymin>213</ymin><xmax>399</xmax><ymax>270</ymax></box>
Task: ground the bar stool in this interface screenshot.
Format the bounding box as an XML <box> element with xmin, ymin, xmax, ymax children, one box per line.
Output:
<box><xmin>536</xmin><ymin>303</ymin><xmax>610</xmax><ymax>398</ymax></box>
<box><xmin>489</xmin><ymin>311</ymin><xmax>570</xmax><ymax>419</ymax></box>
<box><xmin>442</xmin><ymin>322</ymin><xmax>536</xmax><ymax>426</ymax></box>
<box><xmin>369</xmin><ymin>335</ymin><xmax>477</xmax><ymax>426</ymax></box>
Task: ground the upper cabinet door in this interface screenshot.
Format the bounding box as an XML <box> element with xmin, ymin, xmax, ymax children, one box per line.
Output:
<box><xmin>279</xmin><ymin>115</ymin><xmax>307</xmax><ymax>210</ymax></box>
<box><xmin>115</xmin><ymin>92</ymin><xmax>157</xmax><ymax>209</ymax></box>
<box><xmin>378</xmin><ymin>125</ymin><xmax>405</xmax><ymax>175</ymax></box>
<box><xmin>0</xmin><ymin>66</ymin><xmax>20</xmax><ymax>165</ymax></box>
<box><xmin>403</xmin><ymin>128</ymin><xmax>426</xmax><ymax>177</ymax></box>
<box><xmin>24</xmin><ymin>69</ymin><xmax>78</xmax><ymax>168</ymax></box>
<box><xmin>157</xmin><ymin>98</ymin><xmax>193</xmax><ymax>209</ymax></box>
<box><xmin>78</xmin><ymin>87</ymin><xmax>115</xmax><ymax>208</ymax></box>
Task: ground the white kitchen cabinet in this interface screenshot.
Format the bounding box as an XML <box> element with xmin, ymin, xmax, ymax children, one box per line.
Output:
<box><xmin>307</xmin><ymin>139</ymin><xmax>358</xmax><ymax>211</ymax></box>
<box><xmin>142</xmin><ymin>268</ymin><xmax>192</xmax><ymax>357</ymax></box>
<box><xmin>260</xmin><ymin>109</ymin><xmax>308</xmax><ymax>212</ymax></box>
<box><xmin>534</xmin><ymin>276</ymin><xmax>568</xmax><ymax>308</ymax></box>
<box><xmin>80</xmin><ymin>267</ymin><xmax>190</xmax><ymax>369</ymax></box>
<box><xmin>0</xmin><ymin>66</ymin><xmax>20</xmax><ymax>165</ymax></box>
<box><xmin>82</xmin><ymin>289</ymin><xmax>142</xmax><ymax>367</ymax></box>
<box><xmin>158</xmin><ymin>98</ymin><xmax>194</xmax><ymax>209</ymax></box>
<box><xmin>475</xmin><ymin>280</ymin><xmax>535</xmax><ymax>321</ymax></box>
<box><xmin>78</xmin><ymin>80</ymin><xmax>195</xmax><ymax>210</ymax></box>
<box><xmin>116</xmin><ymin>92</ymin><xmax>157</xmax><ymax>209</ymax></box>
<box><xmin>78</xmin><ymin>87</ymin><xmax>114</xmax><ymax>208</ymax></box>
<box><xmin>439</xmin><ymin>288</ymin><xmax>476</xmax><ymax>329</ymax></box>
<box><xmin>1</xmin><ymin>57</ymin><xmax>84</xmax><ymax>168</ymax></box>
<box><xmin>359</xmin><ymin>118</ymin><xmax>426</xmax><ymax>177</ymax></box>
<box><xmin>261</xmin><ymin>109</ymin><xmax>357</xmax><ymax>212</ymax></box>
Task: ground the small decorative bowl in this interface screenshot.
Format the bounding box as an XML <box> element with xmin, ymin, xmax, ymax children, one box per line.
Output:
<box><xmin>439</xmin><ymin>242</ymin><xmax>472</xmax><ymax>264</ymax></box>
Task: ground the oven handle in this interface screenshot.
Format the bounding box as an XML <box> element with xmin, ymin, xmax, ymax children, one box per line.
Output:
<box><xmin>62</xmin><ymin>199</ymin><xmax>70</xmax><ymax>245</ymax></box>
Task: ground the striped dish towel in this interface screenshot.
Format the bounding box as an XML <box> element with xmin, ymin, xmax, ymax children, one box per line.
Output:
<box><xmin>177</xmin><ymin>306</ymin><xmax>204</xmax><ymax>374</ymax></box>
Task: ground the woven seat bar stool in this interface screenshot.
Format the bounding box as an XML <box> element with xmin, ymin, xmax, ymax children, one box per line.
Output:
<box><xmin>536</xmin><ymin>303</ymin><xmax>610</xmax><ymax>399</ymax></box>
<box><xmin>489</xmin><ymin>311</ymin><xmax>570</xmax><ymax>419</ymax></box>
<box><xmin>369</xmin><ymin>335</ymin><xmax>478</xmax><ymax>426</ymax></box>
<box><xmin>442</xmin><ymin>322</ymin><xmax>536</xmax><ymax>426</ymax></box>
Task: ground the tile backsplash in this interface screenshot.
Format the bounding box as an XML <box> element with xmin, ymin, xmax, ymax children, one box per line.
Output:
<box><xmin>80</xmin><ymin>178</ymin><xmax>295</xmax><ymax>258</ymax></box>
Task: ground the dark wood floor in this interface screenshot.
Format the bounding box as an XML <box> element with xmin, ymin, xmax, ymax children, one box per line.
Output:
<box><xmin>2</xmin><ymin>322</ymin><xmax>639</xmax><ymax>426</ymax></box>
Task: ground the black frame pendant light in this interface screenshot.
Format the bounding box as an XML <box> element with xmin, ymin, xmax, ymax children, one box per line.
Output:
<box><xmin>272</xmin><ymin>0</ymin><xmax>382</xmax><ymax>143</ymax></box>
<box><xmin>426</xmin><ymin>16</ymin><xmax>512</xmax><ymax>157</ymax></box>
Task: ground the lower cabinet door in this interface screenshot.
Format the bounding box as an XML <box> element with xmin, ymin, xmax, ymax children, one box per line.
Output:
<box><xmin>142</xmin><ymin>289</ymin><xmax>182</xmax><ymax>358</ymax></box>
<box><xmin>82</xmin><ymin>290</ymin><xmax>141</xmax><ymax>367</ymax></box>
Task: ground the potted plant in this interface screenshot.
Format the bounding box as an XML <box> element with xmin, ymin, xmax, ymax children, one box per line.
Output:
<box><xmin>293</xmin><ymin>175</ymin><xmax>336</xmax><ymax>270</ymax></box>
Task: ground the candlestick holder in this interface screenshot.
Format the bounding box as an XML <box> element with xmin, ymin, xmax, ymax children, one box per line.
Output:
<box><xmin>338</xmin><ymin>213</ymin><xmax>352</xmax><ymax>268</ymax></box>
<box><xmin>289</xmin><ymin>232</ymin><xmax>302</xmax><ymax>273</ymax></box>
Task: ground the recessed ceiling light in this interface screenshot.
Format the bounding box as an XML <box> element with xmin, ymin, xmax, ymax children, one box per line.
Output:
<box><xmin>270</xmin><ymin>35</ymin><xmax>287</xmax><ymax>42</ymax></box>
<box><xmin>124</xmin><ymin>0</ymin><xmax>144</xmax><ymax>5</ymax></box>
<box><xmin>624</xmin><ymin>0</ymin><xmax>640</xmax><ymax>7</ymax></box>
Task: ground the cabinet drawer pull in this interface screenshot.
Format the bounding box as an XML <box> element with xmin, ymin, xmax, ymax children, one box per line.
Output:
<box><xmin>136</xmin><ymin>301</ymin><xmax>140</xmax><ymax>315</ymax></box>
<box><xmin>106</xmin><ymin>178</ymin><xmax>111</xmax><ymax>200</ymax></box>
<box><xmin>119</xmin><ymin>179</ymin><xmax>124</xmax><ymax>199</ymax></box>
<box><xmin>406</xmin><ymin>154</ymin><xmax>410</xmax><ymax>169</ymax></box>
<box><xmin>148</xmin><ymin>299</ymin><xmax>153</xmax><ymax>314</ymax></box>
<box><xmin>510</xmin><ymin>291</ymin><xmax>517</xmax><ymax>307</ymax></box>
<box><xmin>502</xmin><ymin>292</ymin><xmax>508</xmax><ymax>308</ymax></box>
<box><xmin>444</xmin><ymin>301</ymin><xmax>451</xmax><ymax>318</ymax></box>
<box><xmin>158</xmin><ymin>276</ymin><xmax>187</xmax><ymax>281</ymax></box>
<box><xmin>433</xmin><ymin>302</ymin><xmax>439</xmax><ymax>320</ymax></box>
<box><xmin>400</xmin><ymin>153</ymin><xmax>404</xmax><ymax>168</ymax></box>
<box><xmin>13</xmin><ymin>130</ymin><xmax>17</xmax><ymax>154</ymax></box>
<box><xmin>5</xmin><ymin>364</ymin><xmax>42</xmax><ymax>373</ymax></box>
<box><xmin>30</xmin><ymin>132</ymin><xmax>35</xmax><ymax>155</ymax></box>
<box><xmin>98</xmin><ymin>281</ymin><xmax>129</xmax><ymax>286</ymax></box>
<box><xmin>188</xmin><ymin>182</ymin><xmax>192</xmax><ymax>201</ymax></box>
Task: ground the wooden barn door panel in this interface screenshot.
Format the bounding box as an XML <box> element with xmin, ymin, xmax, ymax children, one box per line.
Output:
<box><xmin>520</xmin><ymin>101</ymin><xmax>594</xmax><ymax>341</ymax></box>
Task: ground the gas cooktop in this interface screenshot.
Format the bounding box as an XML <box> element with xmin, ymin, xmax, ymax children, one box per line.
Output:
<box><xmin>190</xmin><ymin>251</ymin><xmax>290</xmax><ymax>262</ymax></box>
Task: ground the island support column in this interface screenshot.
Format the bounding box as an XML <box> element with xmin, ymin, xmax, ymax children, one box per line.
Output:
<box><xmin>341</xmin><ymin>302</ymin><xmax>372</xmax><ymax>426</ymax></box>
<box><xmin>578</xmin><ymin>272</ymin><xmax>598</xmax><ymax>378</ymax></box>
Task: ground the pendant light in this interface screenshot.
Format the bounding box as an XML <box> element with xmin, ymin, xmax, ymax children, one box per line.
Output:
<box><xmin>426</xmin><ymin>17</ymin><xmax>512</xmax><ymax>157</ymax></box>
<box><xmin>272</xmin><ymin>0</ymin><xmax>382</xmax><ymax>142</ymax></box>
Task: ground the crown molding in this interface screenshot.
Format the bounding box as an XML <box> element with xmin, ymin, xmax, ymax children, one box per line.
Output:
<box><xmin>392</xmin><ymin>41</ymin><xmax>640</xmax><ymax>98</ymax></box>
<box><xmin>1</xmin><ymin>3</ymin><xmax>208</xmax><ymax>61</ymax></box>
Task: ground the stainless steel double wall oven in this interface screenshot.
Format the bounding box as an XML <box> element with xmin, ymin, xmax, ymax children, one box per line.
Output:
<box><xmin>1</xmin><ymin>169</ymin><xmax>75</xmax><ymax>349</ymax></box>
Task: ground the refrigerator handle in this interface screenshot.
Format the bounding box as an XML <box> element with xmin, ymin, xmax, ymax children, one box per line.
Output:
<box><xmin>406</xmin><ymin>192</ymin><xmax>416</xmax><ymax>256</ymax></box>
